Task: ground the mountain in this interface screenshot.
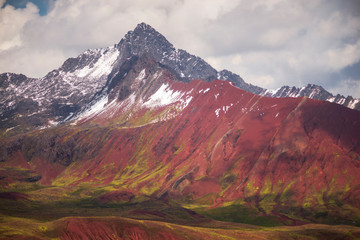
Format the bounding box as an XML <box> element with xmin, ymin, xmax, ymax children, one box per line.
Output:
<box><xmin>2</xmin><ymin>52</ymin><xmax>360</xmax><ymax>222</ymax></box>
<box><xmin>0</xmin><ymin>23</ymin><xmax>261</xmax><ymax>136</ymax></box>
<box><xmin>1</xmin><ymin>22</ymin><xmax>358</xmax><ymax>137</ymax></box>
<box><xmin>261</xmin><ymin>84</ymin><xmax>360</xmax><ymax>111</ymax></box>
<box><xmin>1</xmin><ymin>23</ymin><xmax>360</xmax><ymax>239</ymax></box>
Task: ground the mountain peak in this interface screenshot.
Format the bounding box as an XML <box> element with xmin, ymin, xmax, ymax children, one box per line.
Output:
<box><xmin>121</xmin><ymin>22</ymin><xmax>173</xmax><ymax>48</ymax></box>
<box><xmin>134</xmin><ymin>22</ymin><xmax>156</xmax><ymax>32</ymax></box>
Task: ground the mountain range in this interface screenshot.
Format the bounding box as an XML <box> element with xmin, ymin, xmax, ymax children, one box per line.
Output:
<box><xmin>1</xmin><ymin>23</ymin><xmax>359</xmax><ymax>137</ymax></box>
<box><xmin>1</xmin><ymin>23</ymin><xmax>360</xmax><ymax>239</ymax></box>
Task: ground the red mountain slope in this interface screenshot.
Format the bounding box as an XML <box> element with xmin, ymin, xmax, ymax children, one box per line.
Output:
<box><xmin>1</xmin><ymin>55</ymin><xmax>360</xmax><ymax>227</ymax></box>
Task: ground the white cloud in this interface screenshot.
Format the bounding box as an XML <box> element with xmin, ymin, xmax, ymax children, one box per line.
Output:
<box><xmin>0</xmin><ymin>47</ymin><xmax>66</xmax><ymax>76</ymax></box>
<box><xmin>325</xmin><ymin>40</ymin><xmax>360</xmax><ymax>71</ymax></box>
<box><xmin>231</xmin><ymin>54</ymin><xmax>243</xmax><ymax>66</ymax></box>
<box><xmin>0</xmin><ymin>1</ymin><xmax>38</xmax><ymax>51</ymax></box>
<box><xmin>0</xmin><ymin>0</ymin><xmax>359</xmax><ymax>97</ymax></box>
<box><xmin>329</xmin><ymin>78</ymin><xmax>360</xmax><ymax>98</ymax></box>
<box><xmin>247</xmin><ymin>74</ymin><xmax>276</xmax><ymax>87</ymax></box>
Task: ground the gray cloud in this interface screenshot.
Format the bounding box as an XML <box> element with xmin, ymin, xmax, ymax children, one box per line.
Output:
<box><xmin>0</xmin><ymin>0</ymin><xmax>359</xmax><ymax>97</ymax></box>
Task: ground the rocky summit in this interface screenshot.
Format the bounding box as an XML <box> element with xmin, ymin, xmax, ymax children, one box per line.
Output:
<box><xmin>1</xmin><ymin>23</ymin><xmax>360</xmax><ymax>239</ymax></box>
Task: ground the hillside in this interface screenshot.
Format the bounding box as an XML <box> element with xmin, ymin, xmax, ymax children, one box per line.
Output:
<box><xmin>1</xmin><ymin>23</ymin><xmax>360</xmax><ymax>239</ymax></box>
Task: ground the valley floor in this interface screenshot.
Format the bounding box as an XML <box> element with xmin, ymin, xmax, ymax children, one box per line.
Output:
<box><xmin>1</xmin><ymin>214</ymin><xmax>360</xmax><ymax>240</ymax></box>
<box><xmin>0</xmin><ymin>191</ymin><xmax>360</xmax><ymax>240</ymax></box>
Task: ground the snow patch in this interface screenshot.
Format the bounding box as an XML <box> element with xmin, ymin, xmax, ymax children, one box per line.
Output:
<box><xmin>309</xmin><ymin>89</ymin><xmax>320</xmax><ymax>98</ymax></box>
<box><xmin>348</xmin><ymin>99</ymin><xmax>359</xmax><ymax>109</ymax></box>
<box><xmin>182</xmin><ymin>96</ymin><xmax>193</xmax><ymax>108</ymax></box>
<box><xmin>215</xmin><ymin>108</ymin><xmax>220</xmax><ymax>117</ymax></box>
<box><xmin>263</xmin><ymin>88</ymin><xmax>280</xmax><ymax>96</ymax></box>
<box><xmin>144</xmin><ymin>83</ymin><xmax>182</xmax><ymax>107</ymax></box>
<box><xmin>222</xmin><ymin>103</ymin><xmax>233</xmax><ymax>114</ymax></box>
<box><xmin>103</xmin><ymin>93</ymin><xmax>136</xmax><ymax>120</ymax></box>
<box><xmin>74</xmin><ymin>95</ymin><xmax>108</xmax><ymax>122</ymax></box>
<box><xmin>132</xmin><ymin>69</ymin><xmax>147</xmax><ymax>88</ymax></box>
<box><xmin>289</xmin><ymin>92</ymin><xmax>297</xmax><ymax>98</ymax></box>
<box><xmin>336</xmin><ymin>98</ymin><xmax>346</xmax><ymax>105</ymax></box>
<box><xmin>75</xmin><ymin>47</ymin><xmax>119</xmax><ymax>78</ymax></box>
<box><xmin>215</xmin><ymin>103</ymin><xmax>234</xmax><ymax>117</ymax></box>
<box><xmin>48</xmin><ymin>120</ymin><xmax>58</xmax><ymax>126</ymax></box>
<box><xmin>5</xmin><ymin>127</ymin><xmax>14</xmax><ymax>133</ymax></box>
<box><xmin>298</xmin><ymin>86</ymin><xmax>306</xmax><ymax>97</ymax></box>
<box><xmin>327</xmin><ymin>97</ymin><xmax>336</xmax><ymax>103</ymax></box>
<box><xmin>136</xmin><ymin>69</ymin><xmax>146</xmax><ymax>81</ymax></box>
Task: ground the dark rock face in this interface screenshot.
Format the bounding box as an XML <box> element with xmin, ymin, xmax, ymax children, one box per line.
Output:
<box><xmin>261</xmin><ymin>84</ymin><xmax>332</xmax><ymax>99</ymax></box>
<box><xmin>218</xmin><ymin>69</ymin><xmax>263</xmax><ymax>94</ymax></box>
<box><xmin>0</xmin><ymin>73</ymin><xmax>28</xmax><ymax>88</ymax></box>
<box><xmin>116</xmin><ymin>23</ymin><xmax>218</xmax><ymax>82</ymax></box>
<box><xmin>115</xmin><ymin>23</ymin><xmax>262</xmax><ymax>92</ymax></box>
<box><xmin>60</xmin><ymin>50</ymin><xmax>102</xmax><ymax>73</ymax></box>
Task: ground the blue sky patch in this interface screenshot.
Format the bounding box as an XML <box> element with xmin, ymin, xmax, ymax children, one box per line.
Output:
<box><xmin>1</xmin><ymin>0</ymin><xmax>53</xmax><ymax>16</ymax></box>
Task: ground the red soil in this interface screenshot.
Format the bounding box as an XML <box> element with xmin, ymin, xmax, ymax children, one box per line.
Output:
<box><xmin>1</xmin><ymin>73</ymin><xmax>360</xmax><ymax>222</ymax></box>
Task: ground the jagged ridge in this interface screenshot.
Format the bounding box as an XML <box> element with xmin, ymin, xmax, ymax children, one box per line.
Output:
<box><xmin>261</xmin><ymin>84</ymin><xmax>360</xmax><ymax>110</ymax></box>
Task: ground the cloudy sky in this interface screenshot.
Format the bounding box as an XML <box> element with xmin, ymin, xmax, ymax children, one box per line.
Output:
<box><xmin>1</xmin><ymin>0</ymin><xmax>360</xmax><ymax>97</ymax></box>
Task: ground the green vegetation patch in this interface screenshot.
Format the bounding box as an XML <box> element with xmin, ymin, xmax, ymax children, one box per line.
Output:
<box><xmin>193</xmin><ymin>204</ymin><xmax>283</xmax><ymax>227</ymax></box>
